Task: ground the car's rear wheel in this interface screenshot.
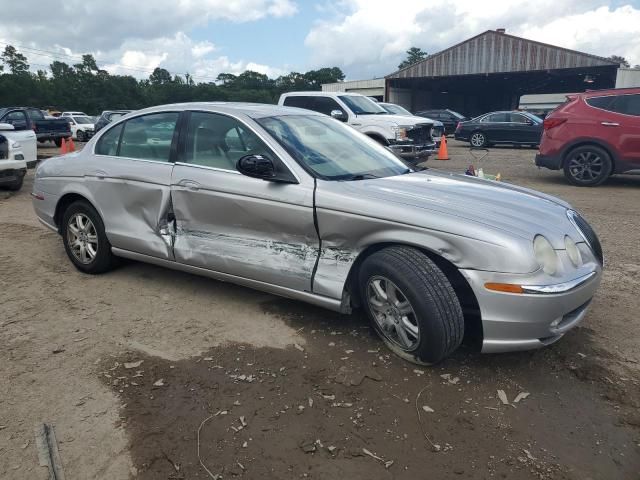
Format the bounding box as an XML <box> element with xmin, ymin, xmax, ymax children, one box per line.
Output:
<box><xmin>563</xmin><ymin>145</ymin><xmax>612</xmax><ymax>187</ymax></box>
<box><xmin>61</xmin><ymin>201</ymin><xmax>116</xmax><ymax>274</ymax></box>
<box><xmin>470</xmin><ymin>131</ymin><xmax>487</xmax><ymax>147</ymax></box>
<box><xmin>77</xmin><ymin>130</ymin><xmax>86</xmax><ymax>142</ymax></box>
<box><xmin>54</xmin><ymin>138</ymin><xmax>62</xmax><ymax>147</ymax></box>
<box><xmin>358</xmin><ymin>246</ymin><xmax>464</xmax><ymax>365</ymax></box>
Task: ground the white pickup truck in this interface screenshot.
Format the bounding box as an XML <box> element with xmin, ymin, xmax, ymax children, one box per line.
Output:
<box><xmin>0</xmin><ymin>123</ymin><xmax>37</xmax><ymax>191</ymax></box>
<box><xmin>278</xmin><ymin>92</ymin><xmax>436</xmax><ymax>163</ymax></box>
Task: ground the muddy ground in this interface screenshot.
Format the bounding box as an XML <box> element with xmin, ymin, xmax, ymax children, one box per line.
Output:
<box><xmin>1</xmin><ymin>142</ymin><xmax>639</xmax><ymax>479</ymax></box>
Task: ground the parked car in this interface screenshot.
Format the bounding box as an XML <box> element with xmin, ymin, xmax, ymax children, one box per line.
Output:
<box><xmin>32</xmin><ymin>103</ymin><xmax>603</xmax><ymax>364</ymax></box>
<box><xmin>455</xmin><ymin>111</ymin><xmax>543</xmax><ymax>147</ymax></box>
<box><xmin>415</xmin><ymin>109</ymin><xmax>467</xmax><ymax>135</ymax></box>
<box><xmin>61</xmin><ymin>111</ymin><xmax>87</xmax><ymax>117</ymax></box>
<box><xmin>65</xmin><ymin>115</ymin><xmax>95</xmax><ymax>142</ymax></box>
<box><xmin>0</xmin><ymin>121</ymin><xmax>37</xmax><ymax>190</ymax></box>
<box><xmin>279</xmin><ymin>92</ymin><xmax>436</xmax><ymax>163</ymax></box>
<box><xmin>378</xmin><ymin>102</ymin><xmax>445</xmax><ymax>143</ymax></box>
<box><xmin>535</xmin><ymin>88</ymin><xmax>640</xmax><ymax>186</ymax></box>
<box><xmin>0</xmin><ymin>107</ymin><xmax>71</xmax><ymax>147</ymax></box>
<box><xmin>94</xmin><ymin>110</ymin><xmax>133</xmax><ymax>132</ymax></box>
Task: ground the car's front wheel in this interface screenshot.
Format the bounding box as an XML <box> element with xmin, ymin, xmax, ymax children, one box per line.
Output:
<box><xmin>563</xmin><ymin>145</ymin><xmax>612</xmax><ymax>186</ymax></box>
<box><xmin>77</xmin><ymin>130</ymin><xmax>86</xmax><ymax>142</ymax></box>
<box><xmin>470</xmin><ymin>131</ymin><xmax>487</xmax><ymax>148</ymax></box>
<box><xmin>358</xmin><ymin>246</ymin><xmax>464</xmax><ymax>365</ymax></box>
<box><xmin>61</xmin><ymin>201</ymin><xmax>116</xmax><ymax>274</ymax></box>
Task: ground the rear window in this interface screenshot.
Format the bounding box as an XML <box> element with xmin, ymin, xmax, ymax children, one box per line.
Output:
<box><xmin>282</xmin><ymin>96</ymin><xmax>314</xmax><ymax>110</ymax></box>
<box><xmin>27</xmin><ymin>109</ymin><xmax>45</xmax><ymax>120</ymax></box>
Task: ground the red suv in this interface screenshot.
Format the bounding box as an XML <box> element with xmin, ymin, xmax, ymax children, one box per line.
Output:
<box><xmin>535</xmin><ymin>87</ymin><xmax>640</xmax><ymax>186</ymax></box>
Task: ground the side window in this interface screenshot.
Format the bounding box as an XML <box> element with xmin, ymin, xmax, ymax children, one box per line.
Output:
<box><xmin>312</xmin><ymin>96</ymin><xmax>343</xmax><ymax>116</ymax></box>
<box><xmin>95</xmin><ymin>123</ymin><xmax>124</xmax><ymax>156</ymax></box>
<box><xmin>183</xmin><ymin>112</ymin><xmax>273</xmax><ymax>171</ymax></box>
<box><xmin>3</xmin><ymin>111</ymin><xmax>28</xmax><ymax>128</ymax></box>
<box><xmin>509</xmin><ymin>113</ymin><xmax>530</xmax><ymax>124</ymax></box>
<box><xmin>118</xmin><ymin>112</ymin><xmax>179</xmax><ymax>162</ymax></box>
<box><xmin>586</xmin><ymin>96</ymin><xmax>616</xmax><ymax>111</ymax></box>
<box><xmin>485</xmin><ymin>113</ymin><xmax>508</xmax><ymax>122</ymax></box>
<box><xmin>283</xmin><ymin>96</ymin><xmax>314</xmax><ymax>110</ymax></box>
<box><xmin>612</xmin><ymin>94</ymin><xmax>640</xmax><ymax>116</ymax></box>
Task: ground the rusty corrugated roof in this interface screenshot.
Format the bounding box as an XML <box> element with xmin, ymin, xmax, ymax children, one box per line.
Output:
<box><xmin>386</xmin><ymin>30</ymin><xmax>619</xmax><ymax>79</ymax></box>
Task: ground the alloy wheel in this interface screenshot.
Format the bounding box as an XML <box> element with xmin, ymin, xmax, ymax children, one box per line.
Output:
<box><xmin>366</xmin><ymin>276</ymin><xmax>420</xmax><ymax>351</ymax></box>
<box><xmin>470</xmin><ymin>133</ymin><xmax>485</xmax><ymax>147</ymax></box>
<box><xmin>67</xmin><ymin>213</ymin><xmax>98</xmax><ymax>264</ymax></box>
<box><xmin>568</xmin><ymin>151</ymin><xmax>603</xmax><ymax>181</ymax></box>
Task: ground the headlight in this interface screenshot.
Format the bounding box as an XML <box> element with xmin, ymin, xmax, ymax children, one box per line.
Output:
<box><xmin>392</xmin><ymin>126</ymin><xmax>409</xmax><ymax>141</ymax></box>
<box><xmin>565</xmin><ymin>236</ymin><xmax>582</xmax><ymax>267</ymax></box>
<box><xmin>533</xmin><ymin>235</ymin><xmax>558</xmax><ymax>275</ymax></box>
<box><xmin>11</xmin><ymin>141</ymin><xmax>21</xmax><ymax>149</ymax></box>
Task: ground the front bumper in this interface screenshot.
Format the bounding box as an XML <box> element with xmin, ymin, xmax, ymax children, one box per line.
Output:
<box><xmin>461</xmin><ymin>267</ymin><xmax>602</xmax><ymax>353</ymax></box>
<box><xmin>0</xmin><ymin>161</ymin><xmax>27</xmax><ymax>185</ymax></box>
<box><xmin>535</xmin><ymin>153</ymin><xmax>562</xmax><ymax>170</ymax></box>
<box><xmin>388</xmin><ymin>142</ymin><xmax>435</xmax><ymax>162</ymax></box>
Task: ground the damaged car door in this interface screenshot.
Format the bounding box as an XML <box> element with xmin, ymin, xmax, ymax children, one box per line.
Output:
<box><xmin>90</xmin><ymin>111</ymin><xmax>179</xmax><ymax>259</ymax></box>
<box><xmin>170</xmin><ymin>111</ymin><xmax>318</xmax><ymax>291</ymax></box>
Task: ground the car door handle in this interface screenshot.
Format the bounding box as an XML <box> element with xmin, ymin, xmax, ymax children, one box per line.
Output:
<box><xmin>177</xmin><ymin>179</ymin><xmax>201</xmax><ymax>191</ymax></box>
<box><xmin>89</xmin><ymin>169</ymin><xmax>108</xmax><ymax>179</ymax></box>
<box><xmin>601</xmin><ymin>122</ymin><xmax>620</xmax><ymax>127</ymax></box>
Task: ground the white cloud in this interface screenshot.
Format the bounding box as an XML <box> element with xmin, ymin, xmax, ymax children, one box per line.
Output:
<box><xmin>305</xmin><ymin>0</ymin><xmax>640</xmax><ymax>78</ymax></box>
<box><xmin>0</xmin><ymin>1</ymin><xmax>297</xmax><ymax>81</ymax></box>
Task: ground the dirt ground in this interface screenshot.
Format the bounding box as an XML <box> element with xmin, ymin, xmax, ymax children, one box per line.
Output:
<box><xmin>1</xmin><ymin>141</ymin><xmax>639</xmax><ymax>479</ymax></box>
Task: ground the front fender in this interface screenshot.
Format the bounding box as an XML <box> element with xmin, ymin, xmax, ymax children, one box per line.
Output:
<box><xmin>312</xmin><ymin>207</ymin><xmax>534</xmax><ymax>300</ymax></box>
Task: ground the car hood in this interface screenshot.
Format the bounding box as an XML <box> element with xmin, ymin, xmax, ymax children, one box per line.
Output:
<box><xmin>359</xmin><ymin>113</ymin><xmax>433</xmax><ymax>127</ymax></box>
<box><xmin>330</xmin><ymin>170</ymin><xmax>575</xmax><ymax>248</ymax></box>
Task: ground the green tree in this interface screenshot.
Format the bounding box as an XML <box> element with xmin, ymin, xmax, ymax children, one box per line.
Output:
<box><xmin>303</xmin><ymin>67</ymin><xmax>345</xmax><ymax>89</ymax></box>
<box><xmin>1</xmin><ymin>45</ymin><xmax>30</xmax><ymax>75</ymax></box>
<box><xmin>607</xmin><ymin>55</ymin><xmax>630</xmax><ymax>67</ymax></box>
<box><xmin>149</xmin><ymin>67</ymin><xmax>172</xmax><ymax>85</ymax></box>
<box><xmin>398</xmin><ymin>47</ymin><xmax>428</xmax><ymax>70</ymax></box>
<box><xmin>216</xmin><ymin>73</ymin><xmax>237</xmax><ymax>85</ymax></box>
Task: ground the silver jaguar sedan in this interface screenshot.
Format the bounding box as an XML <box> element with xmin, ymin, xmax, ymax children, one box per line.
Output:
<box><xmin>32</xmin><ymin>103</ymin><xmax>603</xmax><ymax>364</ymax></box>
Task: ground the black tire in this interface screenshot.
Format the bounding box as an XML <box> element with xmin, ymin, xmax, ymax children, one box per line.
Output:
<box><xmin>358</xmin><ymin>246</ymin><xmax>464</xmax><ymax>365</ymax></box>
<box><xmin>563</xmin><ymin>145</ymin><xmax>612</xmax><ymax>187</ymax></box>
<box><xmin>61</xmin><ymin>200</ymin><xmax>116</xmax><ymax>274</ymax></box>
<box><xmin>77</xmin><ymin>130</ymin><xmax>86</xmax><ymax>142</ymax></box>
<box><xmin>54</xmin><ymin>138</ymin><xmax>62</xmax><ymax>147</ymax></box>
<box><xmin>469</xmin><ymin>131</ymin><xmax>487</xmax><ymax>148</ymax></box>
<box><xmin>7</xmin><ymin>176</ymin><xmax>24</xmax><ymax>191</ymax></box>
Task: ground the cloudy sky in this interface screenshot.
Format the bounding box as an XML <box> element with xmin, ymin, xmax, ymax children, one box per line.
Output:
<box><xmin>1</xmin><ymin>0</ymin><xmax>639</xmax><ymax>81</ymax></box>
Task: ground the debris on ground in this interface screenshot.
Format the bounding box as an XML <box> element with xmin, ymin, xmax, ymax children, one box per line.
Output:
<box><xmin>497</xmin><ymin>389</ymin><xmax>509</xmax><ymax>405</ymax></box>
<box><xmin>513</xmin><ymin>392</ymin><xmax>530</xmax><ymax>403</ymax></box>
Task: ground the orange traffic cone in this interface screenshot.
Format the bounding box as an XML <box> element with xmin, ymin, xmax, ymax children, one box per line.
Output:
<box><xmin>436</xmin><ymin>135</ymin><xmax>449</xmax><ymax>160</ymax></box>
<box><xmin>68</xmin><ymin>137</ymin><xmax>76</xmax><ymax>152</ymax></box>
<box><xmin>60</xmin><ymin>137</ymin><xmax>68</xmax><ymax>154</ymax></box>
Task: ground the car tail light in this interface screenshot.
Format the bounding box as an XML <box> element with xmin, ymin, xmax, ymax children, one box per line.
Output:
<box><xmin>455</xmin><ymin>122</ymin><xmax>461</xmax><ymax>132</ymax></box>
<box><xmin>543</xmin><ymin>117</ymin><xmax>567</xmax><ymax>130</ymax></box>
<box><xmin>31</xmin><ymin>123</ymin><xmax>37</xmax><ymax>132</ymax></box>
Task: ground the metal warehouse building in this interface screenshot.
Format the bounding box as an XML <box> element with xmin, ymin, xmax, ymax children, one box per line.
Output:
<box><xmin>385</xmin><ymin>29</ymin><xmax>628</xmax><ymax>117</ymax></box>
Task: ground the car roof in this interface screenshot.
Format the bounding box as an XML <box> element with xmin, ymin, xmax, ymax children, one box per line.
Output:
<box><xmin>281</xmin><ymin>91</ymin><xmax>363</xmax><ymax>97</ymax></box>
<box><xmin>128</xmin><ymin>102</ymin><xmax>326</xmax><ymax>119</ymax></box>
<box><xmin>581</xmin><ymin>87</ymin><xmax>640</xmax><ymax>97</ymax></box>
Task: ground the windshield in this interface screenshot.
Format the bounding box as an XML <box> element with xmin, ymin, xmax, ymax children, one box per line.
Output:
<box><xmin>381</xmin><ymin>104</ymin><xmax>412</xmax><ymax>115</ymax></box>
<box><xmin>338</xmin><ymin>95</ymin><xmax>386</xmax><ymax>115</ymax></box>
<box><xmin>257</xmin><ymin>115</ymin><xmax>410</xmax><ymax>181</ymax></box>
<box><xmin>74</xmin><ymin>116</ymin><xmax>93</xmax><ymax>124</ymax></box>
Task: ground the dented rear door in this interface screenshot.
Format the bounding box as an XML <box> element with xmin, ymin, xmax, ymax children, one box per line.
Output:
<box><xmin>87</xmin><ymin>112</ymin><xmax>180</xmax><ymax>260</ymax></box>
<box><xmin>170</xmin><ymin>111</ymin><xmax>318</xmax><ymax>291</ymax></box>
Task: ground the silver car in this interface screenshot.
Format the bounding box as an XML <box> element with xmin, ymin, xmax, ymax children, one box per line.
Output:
<box><xmin>32</xmin><ymin>103</ymin><xmax>603</xmax><ymax>364</ymax></box>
